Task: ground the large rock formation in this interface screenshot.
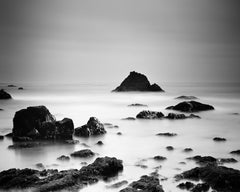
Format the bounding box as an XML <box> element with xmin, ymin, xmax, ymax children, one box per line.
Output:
<box><xmin>113</xmin><ymin>71</ymin><xmax>164</xmax><ymax>92</ymax></box>
<box><xmin>13</xmin><ymin>106</ymin><xmax>74</xmax><ymax>140</ymax></box>
<box><xmin>74</xmin><ymin>117</ymin><xmax>106</xmax><ymax>137</ymax></box>
<box><xmin>0</xmin><ymin>89</ymin><xmax>12</xmax><ymax>99</ymax></box>
<box><xmin>0</xmin><ymin>156</ymin><xmax>123</xmax><ymax>192</ymax></box>
<box><xmin>166</xmin><ymin>101</ymin><xmax>214</xmax><ymax>112</ymax></box>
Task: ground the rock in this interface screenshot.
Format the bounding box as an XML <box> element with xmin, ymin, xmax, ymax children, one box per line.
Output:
<box><xmin>177</xmin><ymin>181</ymin><xmax>195</xmax><ymax>190</ymax></box>
<box><xmin>166</xmin><ymin>146</ymin><xmax>174</xmax><ymax>151</ymax></box>
<box><xmin>176</xmin><ymin>165</ymin><xmax>240</xmax><ymax>192</ymax></box>
<box><xmin>219</xmin><ymin>158</ymin><xmax>237</xmax><ymax>164</ymax></box>
<box><xmin>175</xmin><ymin>95</ymin><xmax>198</xmax><ymax>100</ymax></box>
<box><xmin>183</xmin><ymin>148</ymin><xmax>193</xmax><ymax>152</ymax></box>
<box><xmin>0</xmin><ymin>109</ymin><xmax>3</xmax><ymax>111</ymax></box>
<box><xmin>0</xmin><ymin>89</ymin><xmax>12</xmax><ymax>99</ymax></box>
<box><xmin>120</xmin><ymin>175</ymin><xmax>164</xmax><ymax>192</ymax></box>
<box><xmin>5</xmin><ymin>132</ymin><xmax>12</xmax><ymax>138</ymax></box>
<box><xmin>70</xmin><ymin>149</ymin><xmax>95</xmax><ymax>158</ymax></box>
<box><xmin>8</xmin><ymin>142</ymin><xmax>42</xmax><ymax>149</ymax></box>
<box><xmin>18</xmin><ymin>87</ymin><xmax>24</xmax><ymax>90</ymax></box>
<box><xmin>156</xmin><ymin>133</ymin><xmax>177</xmax><ymax>137</ymax></box>
<box><xmin>57</xmin><ymin>155</ymin><xmax>70</xmax><ymax>161</ymax></box>
<box><xmin>165</xmin><ymin>113</ymin><xmax>200</xmax><ymax>119</ymax></box>
<box><xmin>153</xmin><ymin>156</ymin><xmax>167</xmax><ymax>161</ymax></box>
<box><xmin>8</xmin><ymin>84</ymin><xmax>17</xmax><ymax>87</ymax></box>
<box><xmin>13</xmin><ymin>106</ymin><xmax>74</xmax><ymax>140</ymax></box>
<box><xmin>64</xmin><ymin>140</ymin><xmax>79</xmax><ymax>144</ymax></box>
<box><xmin>187</xmin><ymin>155</ymin><xmax>217</xmax><ymax>165</ymax></box>
<box><xmin>213</xmin><ymin>137</ymin><xmax>226</xmax><ymax>142</ymax></box>
<box><xmin>0</xmin><ymin>156</ymin><xmax>123</xmax><ymax>191</ymax></box>
<box><xmin>113</xmin><ymin>71</ymin><xmax>164</xmax><ymax>92</ymax></box>
<box><xmin>103</xmin><ymin>123</ymin><xmax>113</xmax><ymax>126</ymax></box>
<box><xmin>12</xmin><ymin>136</ymin><xmax>32</xmax><ymax>142</ymax></box>
<box><xmin>117</xmin><ymin>132</ymin><xmax>122</xmax><ymax>135</ymax></box>
<box><xmin>107</xmin><ymin>180</ymin><xmax>128</xmax><ymax>188</ymax></box>
<box><xmin>96</xmin><ymin>141</ymin><xmax>104</xmax><ymax>145</ymax></box>
<box><xmin>230</xmin><ymin>150</ymin><xmax>240</xmax><ymax>155</ymax></box>
<box><xmin>35</xmin><ymin>163</ymin><xmax>45</xmax><ymax>169</ymax></box>
<box><xmin>74</xmin><ymin>117</ymin><xmax>106</xmax><ymax>137</ymax></box>
<box><xmin>122</xmin><ymin>117</ymin><xmax>136</xmax><ymax>120</ymax></box>
<box><xmin>136</xmin><ymin>110</ymin><xmax>164</xmax><ymax>119</ymax></box>
<box><xmin>166</xmin><ymin>101</ymin><xmax>214</xmax><ymax>112</ymax></box>
<box><xmin>0</xmin><ymin>135</ymin><xmax>4</xmax><ymax>140</ymax></box>
<box><xmin>128</xmin><ymin>103</ymin><xmax>148</xmax><ymax>107</ymax></box>
<box><xmin>191</xmin><ymin>183</ymin><xmax>210</xmax><ymax>192</ymax></box>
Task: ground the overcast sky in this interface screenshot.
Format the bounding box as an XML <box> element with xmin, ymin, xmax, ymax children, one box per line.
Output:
<box><xmin>0</xmin><ymin>0</ymin><xmax>240</xmax><ymax>84</ymax></box>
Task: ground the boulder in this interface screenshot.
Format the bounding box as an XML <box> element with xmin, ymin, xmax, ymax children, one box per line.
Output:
<box><xmin>70</xmin><ymin>149</ymin><xmax>95</xmax><ymax>158</ymax></box>
<box><xmin>166</xmin><ymin>101</ymin><xmax>214</xmax><ymax>112</ymax></box>
<box><xmin>191</xmin><ymin>183</ymin><xmax>210</xmax><ymax>192</ymax></box>
<box><xmin>18</xmin><ymin>87</ymin><xmax>24</xmax><ymax>90</ymax></box>
<box><xmin>153</xmin><ymin>156</ymin><xmax>167</xmax><ymax>161</ymax></box>
<box><xmin>176</xmin><ymin>165</ymin><xmax>240</xmax><ymax>192</ymax></box>
<box><xmin>136</xmin><ymin>110</ymin><xmax>164</xmax><ymax>119</ymax></box>
<box><xmin>57</xmin><ymin>155</ymin><xmax>70</xmax><ymax>161</ymax></box>
<box><xmin>12</xmin><ymin>106</ymin><xmax>74</xmax><ymax>140</ymax></box>
<box><xmin>0</xmin><ymin>156</ymin><xmax>123</xmax><ymax>191</ymax></box>
<box><xmin>0</xmin><ymin>89</ymin><xmax>12</xmax><ymax>99</ymax></box>
<box><xmin>183</xmin><ymin>148</ymin><xmax>193</xmax><ymax>152</ymax></box>
<box><xmin>165</xmin><ymin>113</ymin><xmax>200</xmax><ymax>119</ymax></box>
<box><xmin>74</xmin><ymin>117</ymin><xmax>106</xmax><ymax>137</ymax></box>
<box><xmin>213</xmin><ymin>137</ymin><xmax>226</xmax><ymax>142</ymax></box>
<box><xmin>113</xmin><ymin>71</ymin><xmax>164</xmax><ymax>92</ymax></box>
<box><xmin>177</xmin><ymin>181</ymin><xmax>195</xmax><ymax>190</ymax></box>
<box><xmin>166</xmin><ymin>146</ymin><xmax>174</xmax><ymax>151</ymax></box>
<box><xmin>120</xmin><ymin>175</ymin><xmax>164</xmax><ymax>192</ymax></box>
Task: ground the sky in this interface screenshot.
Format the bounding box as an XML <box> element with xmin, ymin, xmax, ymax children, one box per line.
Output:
<box><xmin>0</xmin><ymin>0</ymin><xmax>240</xmax><ymax>84</ymax></box>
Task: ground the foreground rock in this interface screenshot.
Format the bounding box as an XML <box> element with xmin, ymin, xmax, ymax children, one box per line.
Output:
<box><xmin>0</xmin><ymin>157</ymin><xmax>123</xmax><ymax>191</ymax></box>
<box><xmin>13</xmin><ymin>106</ymin><xmax>74</xmax><ymax>141</ymax></box>
<box><xmin>175</xmin><ymin>95</ymin><xmax>198</xmax><ymax>100</ymax></box>
<box><xmin>136</xmin><ymin>110</ymin><xmax>164</xmax><ymax>119</ymax></box>
<box><xmin>176</xmin><ymin>165</ymin><xmax>240</xmax><ymax>192</ymax></box>
<box><xmin>120</xmin><ymin>175</ymin><xmax>164</xmax><ymax>192</ymax></box>
<box><xmin>113</xmin><ymin>71</ymin><xmax>164</xmax><ymax>92</ymax></box>
<box><xmin>70</xmin><ymin>149</ymin><xmax>95</xmax><ymax>158</ymax></box>
<box><xmin>165</xmin><ymin>113</ymin><xmax>200</xmax><ymax>119</ymax></box>
<box><xmin>74</xmin><ymin>117</ymin><xmax>106</xmax><ymax>137</ymax></box>
<box><xmin>166</xmin><ymin>101</ymin><xmax>214</xmax><ymax>112</ymax></box>
<box><xmin>0</xmin><ymin>89</ymin><xmax>12</xmax><ymax>99</ymax></box>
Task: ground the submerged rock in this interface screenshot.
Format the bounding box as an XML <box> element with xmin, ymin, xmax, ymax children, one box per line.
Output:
<box><xmin>156</xmin><ymin>133</ymin><xmax>177</xmax><ymax>137</ymax></box>
<box><xmin>8</xmin><ymin>142</ymin><xmax>42</xmax><ymax>149</ymax></box>
<box><xmin>70</xmin><ymin>149</ymin><xmax>95</xmax><ymax>158</ymax></box>
<box><xmin>128</xmin><ymin>103</ymin><xmax>148</xmax><ymax>107</ymax></box>
<box><xmin>166</xmin><ymin>101</ymin><xmax>214</xmax><ymax>112</ymax></box>
<box><xmin>0</xmin><ymin>89</ymin><xmax>12</xmax><ymax>99</ymax></box>
<box><xmin>120</xmin><ymin>175</ymin><xmax>164</xmax><ymax>192</ymax></box>
<box><xmin>0</xmin><ymin>156</ymin><xmax>123</xmax><ymax>191</ymax></box>
<box><xmin>175</xmin><ymin>95</ymin><xmax>198</xmax><ymax>100</ymax></box>
<box><xmin>74</xmin><ymin>117</ymin><xmax>106</xmax><ymax>137</ymax></box>
<box><xmin>213</xmin><ymin>137</ymin><xmax>226</xmax><ymax>142</ymax></box>
<box><xmin>113</xmin><ymin>71</ymin><xmax>164</xmax><ymax>92</ymax></box>
<box><xmin>136</xmin><ymin>110</ymin><xmax>164</xmax><ymax>119</ymax></box>
<box><xmin>8</xmin><ymin>84</ymin><xmax>17</xmax><ymax>87</ymax></box>
<box><xmin>122</xmin><ymin>117</ymin><xmax>136</xmax><ymax>120</ymax></box>
<box><xmin>176</xmin><ymin>165</ymin><xmax>240</xmax><ymax>192</ymax></box>
<box><xmin>187</xmin><ymin>155</ymin><xmax>237</xmax><ymax>165</ymax></box>
<box><xmin>13</xmin><ymin>106</ymin><xmax>74</xmax><ymax>140</ymax></box>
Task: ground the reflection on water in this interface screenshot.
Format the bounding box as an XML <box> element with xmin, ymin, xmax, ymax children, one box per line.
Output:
<box><xmin>0</xmin><ymin>82</ymin><xmax>240</xmax><ymax>191</ymax></box>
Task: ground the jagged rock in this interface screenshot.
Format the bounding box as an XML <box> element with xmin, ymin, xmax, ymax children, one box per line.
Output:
<box><xmin>187</xmin><ymin>155</ymin><xmax>217</xmax><ymax>165</ymax></box>
<box><xmin>0</xmin><ymin>156</ymin><xmax>123</xmax><ymax>191</ymax></box>
<box><xmin>213</xmin><ymin>137</ymin><xmax>226</xmax><ymax>142</ymax></box>
<box><xmin>120</xmin><ymin>175</ymin><xmax>164</xmax><ymax>192</ymax></box>
<box><xmin>175</xmin><ymin>95</ymin><xmax>198</xmax><ymax>100</ymax></box>
<box><xmin>156</xmin><ymin>133</ymin><xmax>177</xmax><ymax>137</ymax></box>
<box><xmin>0</xmin><ymin>89</ymin><xmax>12</xmax><ymax>99</ymax></box>
<box><xmin>136</xmin><ymin>110</ymin><xmax>164</xmax><ymax>119</ymax></box>
<box><xmin>166</xmin><ymin>101</ymin><xmax>214</xmax><ymax>112</ymax></box>
<box><xmin>13</xmin><ymin>106</ymin><xmax>74</xmax><ymax>140</ymax></box>
<box><xmin>128</xmin><ymin>103</ymin><xmax>148</xmax><ymax>107</ymax></box>
<box><xmin>57</xmin><ymin>155</ymin><xmax>70</xmax><ymax>161</ymax></box>
<box><xmin>176</xmin><ymin>165</ymin><xmax>240</xmax><ymax>192</ymax></box>
<box><xmin>230</xmin><ymin>150</ymin><xmax>240</xmax><ymax>155</ymax></box>
<box><xmin>113</xmin><ymin>71</ymin><xmax>164</xmax><ymax>92</ymax></box>
<box><xmin>70</xmin><ymin>149</ymin><xmax>95</xmax><ymax>158</ymax></box>
<box><xmin>74</xmin><ymin>117</ymin><xmax>106</xmax><ymax>137</ymax></box>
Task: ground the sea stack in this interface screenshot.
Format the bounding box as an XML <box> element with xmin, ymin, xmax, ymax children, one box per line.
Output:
<box><xmin>112</xmin><ymin>71</ymin><xmax>164</xmax><ymax>92</ymax></box>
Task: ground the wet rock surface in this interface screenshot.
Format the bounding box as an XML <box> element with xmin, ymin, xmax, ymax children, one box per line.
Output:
<box><xmin>120</xmin><ymin>175</ymin><xmax>164</xmax><ymax>192</ymax></box>
<box><xmin>70</xmin><ymin>149</ymin><xmax>95</xmax><ymax>158</ymax></box>
<box><xmin>176</xmin><ymin>165</ymin><xmax>240</xmax><ymax>192</ymax></box>
<box><xmin>136</xmin><ymin>110</ymin><xmax>164</xmax><ymax>119</ymax></box>
<box><xmin>74</xmin><ymin>117</ymin><xmax>106</xmax><ymax>137</ymax></box>
<box><xmin>113</xmin><ymin>71</ymin><xmax>164</xmax><ymax>92</ymax></box>
<box><xmin>0</xmin><ymin>89</ymin><xmax>12</xmax><ymax>99</ymax></box>
<box><xmin>0</xmin><ymin>156</ymin><xmax>123</xmax><ymax>191</ymax></box>
<box><xmin>166</xmin><ymin>101</ymin><xmax>214</xmax><ymax>112</ymax></box>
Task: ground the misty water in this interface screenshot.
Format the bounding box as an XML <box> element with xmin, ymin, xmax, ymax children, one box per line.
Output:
<box><xmin>0</xmin><ymin>82</ymin><xmax>240</xmax><ymax>192</ymax></box>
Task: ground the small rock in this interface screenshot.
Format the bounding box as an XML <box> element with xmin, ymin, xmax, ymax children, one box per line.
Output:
<box><xmin>57</xmin><ymin>155</ymin><xmax>70</xmax><ymax>161</ymax></box>
<box><xmin>213</xmin><ymin>137</ymin><xmax>226</xmax><ymax>142</ymax></box>
<box><xmin>230</xmin><ymin>150</ymin><xmax>240</xmax><ymax>155</ymax></box>
<box><xmin>156</xmin><ymin>132</ymin><xmax>177</xmax><ymax>137</ymax></box>
<box><xmin>8</xmin><ymin>84</ymin><xmax>17</xmax><ymax>87</ymax></box>
<box><xmin>35</xmin><ymin>163</ymin><xmax>44</xmax><ymax>169</ymax></box>
<box><xmin>183</xmin><ymin>148</ymin><xmax>193</xmax><ymax>152</ymax></box>
<box><xmin>128</xmin><ymin>103</ymin><xmax>148</xmax><ymax>107</ymax></box>
<box><xmin>117</xmin><ymin>132</ymin><xmax>122</xmax><ymax>135</ymax></box>
<box><xmin>121</xmin><ymin>117</ymin><xmax>136</xmax><ymax>120</ymax></box>
<box><xmin>177</xmin><ymin>181</ymin><xmax>195</xmax><ymax>190</ymax></box>
<box><xmin>5</xmin><ymin>132</ymin><xmax>13</xmax><ymax>138</ymax></box>
<box><xmin>70</xmin><ymin>149</ymin><xmax>95</xmax><ymax>158</ymax></box>
<box><xmin>153</xmin><ymin>156</ymin><xmax>167</xmax><ymax>161</ymax></box>
<box><xmin>175</xmin><ymin>95</ymin><xmax>198</xmax><ymax>100</ymax></box>
<box><xmin>166</xmin><ymin>146</ymin><xmax>174</xmax><ymax>151</ymax></box>
<box><xmin>96</xmin><ymin>141</ymin><xmax>103</xmax><ymax>145</ymax></box>
<box><xmin>0</xmin><ymin>89</ymin><xmax>12</xmax><ymax>99</ymax></box>
<box><xmin>136</xmin><ymin>110</ymin><xmax>164</xmax><ymax>119</ymax></box>
<box><xmin>8</xmin><ymin>142</ymin><xmax>42</xmax><ymax>149</ymax></box>
<box><xmin>166</xmin><ymin>101</ymin><xmax>214</xmax><ymax>112</ymax></box>
<box><xmin>191</xmin><ymin>183</ymin><xmax>210</xmax><ymax>192</ymax></box>
<box><xmin>0</xmin><ymin>135</ymin><xmax>4</xmax><ymax>140</ymax></box>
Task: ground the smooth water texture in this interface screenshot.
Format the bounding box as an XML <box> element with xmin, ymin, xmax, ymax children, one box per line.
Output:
<box><xmin>0</xmin><ymin>82</ymin><xmax>240</xmax><ymax>192</ymax></box>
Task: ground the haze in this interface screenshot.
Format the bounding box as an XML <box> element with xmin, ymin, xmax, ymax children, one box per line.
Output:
<box><xmin>1</xmin><ymin>0</ymin><xmax>240</xmax><ymax>84</ymax></box>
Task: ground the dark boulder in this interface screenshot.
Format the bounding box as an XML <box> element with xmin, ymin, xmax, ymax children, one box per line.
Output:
<box><xmin>213</xmin><ymin>137</ymin><xmax>226</xmax><ymax>142</ymax></box>
<box><xmin>120</xmin><ymin>175</ymin><xmax>164</xmax><ymax>192</ymax></box>
<box><xmin>0</xmin><ymin>135</ymin><xmax>4</xmax><ymax>140</ymax></box>
<box><xmin>5</xmin><ymin>132</ymin><xmax>13</xmax><ymax>138</ymax></box>
<box><xmin>153</xmin><ymin>156</ymin><xmax>167</xmax><ymax>161</ymax></box>
<box><xmin>136</xmin><ymin>110</ymin><xmax>164</xmax><ymax>119</ymax></box>
<box><xmin>113</xmin><ymin>71</ymin><xmax>164</xmax><ymax>92</ymax></box>
<box><xmin>18</xmin><ymin>87</ymin><xmax>24</xmax><ymax>90</ymax></box>
<box><xmin>175</xmin><ymin>95</ymin><xmax>198</xmax><ymax>100</ymax></box>
<box><xmin>183</xmin><ymin>148</ymin><xmax>193</xmax><ymax>152</ymax></box>
<box><xmin>13</xmin><ymin>106</ymin><xmax>74</xmax><ymax>140</ymax></box>
<box><xmin>176</xmin><ymin>165</ymin><xmax>240</xmax><ymax>192</ymax></box>
<box><xmin>166</xmin><ymin>146</ymin><xmax>174</xmax><ymax>151</ymax></box>
<box><xmin>191</xmin><ymin>183</ymin><xmax>210</xmax><ymax>192</ymax></box>
<box><xmin>166</xmin><ymin>101</ymin><xmax>214</xmax><ymax>112</ymax></box>
<box><xmin>8</xmin><ymin>84</ymin><xmax>17</xmax><ymax>87</ymax></box>
<box><xmin>177</xmin><ymin>181</ymin><xmax>195</xmax><ymax>190</ymax></box>
<box><xmin>187</xmin><ymin>155</ymin><xmax>217</xmax><ymax>165</ymax></box>
<box><xmin>230</xmin><ymin>150</ymin><xmax>240</xmax><ymax>155</ymax></box>
<box><xmin>70</xmin><ymin>149</ymin><xmax>95</xmax><ymax>158</ymax></box>
<box><xmin>74</xmin><ymin>117</ymin><xmax>106</xmax><ymax>137</ymax></box>
<box><xmin>156</xmin><ymin>133</ymin><xmax>177</xmax><ymax>137</ymax></box>
<box><xmin>96</xmin><ymin>141</ymin><xmax>104</xmax><ymax>145</ymax></box>
<box><xmin>219</xmin><ymin>158</ymin><xmax>237</xmax><ymax>164</ymax></box>
<box><xmin>0</xmin><ymin>89</ymin><xmax>12</xmax><ymax>99</ymax></box>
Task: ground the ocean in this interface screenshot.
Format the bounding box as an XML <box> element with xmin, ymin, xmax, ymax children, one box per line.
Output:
<box><xmin>0</xmin><ymin>82</ymin><xmax>240</xmax><ymax>192</ymax></box>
